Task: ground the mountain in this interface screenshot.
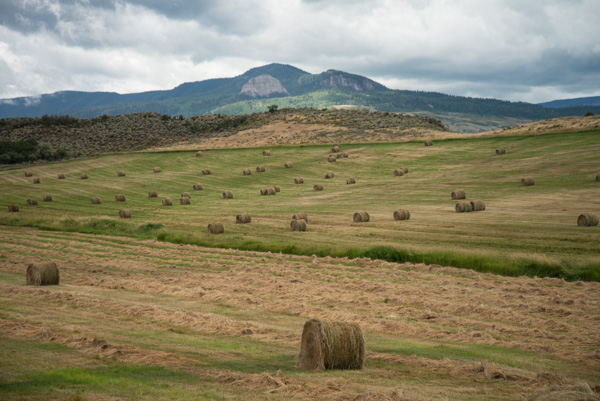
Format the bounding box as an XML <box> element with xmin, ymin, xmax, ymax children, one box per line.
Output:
<box><xmin>538</xmin><ymin>96</ymin><xmax>600</xmax><ymax>109</ymax></box>
<box><xmin>2</xmin><ymin>63</ymin><xmax>600</xmax><ymax>132</ymax></box>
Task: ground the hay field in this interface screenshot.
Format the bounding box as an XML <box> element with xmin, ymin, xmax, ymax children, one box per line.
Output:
<box><xmin>1</xmin><ymin>130</ymin><xmax>599</xmax><ymax>278</ymax></box>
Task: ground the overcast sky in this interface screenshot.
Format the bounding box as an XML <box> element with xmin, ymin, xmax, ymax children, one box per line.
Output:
<box><xmin>1</xmin><ymin>0</ymin><xmax>599</xmax><ymax>103</ymax></box>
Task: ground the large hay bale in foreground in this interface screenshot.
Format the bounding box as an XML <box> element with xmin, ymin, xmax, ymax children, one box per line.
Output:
<box><xmin>223</xmin><ymin>190</ymin><xmax>233</xmax><ymax>199</ymax></box>
<box><xmin>290</xmin><ymin>219</ymin><xmax>307</xmax><ymax>232</ymax></box>
<box><xmin>208</xmin><ymin>222</ymin><xmax>224</xmax><ymax>234</ymax></box>
<box><xmin>353</xmin><ymin>212</ymin><xmax>370</xmax><ymax>223</ymax></box>
<box><xmin>119</xmin><ymin>209</ymin><xmax>131</xmax><ymax>218</ymax></box>
<box><xmin>27</xmin><ymin>198</ymin><xmax>38</xmax><ymax>206</ymax></box>
<box><xmin>58</xmin><ymin>174</ymin><xmax>66</xmax><ymax>179</ymax></box>
<box><xmin>115</xmin><ymin>194</ymin><xmax>126</xmax><ymax>202</ymax></box>
<box><xmin>332</xmin><ymin>145</ymin><xmax>340</xmax><ymax>153</ymax></box>
<box><xmin>298</xmin><ymin>319</ymin><xmax>364</xmax><ymax>370</ymax></box>
<box><xmin>43</xmin><ymin>195</ymin><xmax>52</xmax><ymax>202</ymax></box>
<box><xmin>256</xmin><ymin>166</ymin><xmax>266</xmax><ymax>173</ymax></box>
<box><xmin>193</xmin><ymin>184</ymin><xmax>203</xmax><ymax>190</ymax></box>
<box><xmin>393</xmin><ymin>209</ymin><xmax>411</xmax><ymax>220</ymax></box>
<box><xmin>196</xmin><ymin>151</ymin><xmax>203</xmax><ymax>157</ymax></box>
<box><xmin>424</xmin><ymin>140</ymin><xmax>433</xmax><ymax>147</ymax></box>
<box><xmin>33</xmin><ymin>178</ymin><xmax>40</xmax><ymax>184</ymax></box>
<box><xmin>243</xmin><ymin>168</ymin><xmax>252</xmax><ymax>176</ymax></box>
<box><xmin>148</xmin><ymin>191</ymin><xmax>158</xmax><ymax>198</ymax></box>
<box><xmin>496</xmin><ymin>148</ymin><xmax>506</xmax><ymax>155</ymax></box>
<box><xmin>394</xmin><ymin>169</ymin><xmax>404</xmax><ymax>177</ymax></box>
<box><xmin>181</xmin><ymin>192</ymin><xmax>191</xmax><ymax>198</ymax></box>
<box><xmin>180</xmin><ymin>197</ymin><xmax>191</xmax><ymax>205</ymax></box>
<box><xmin>455</xmin><ymin>201</ymin><xmax>473</xmax><ymax>213</ymax></box>
<box><xmin>24</xmin><ymin>171</ymin><xmax>33</xmax><ymax>177</ymax></box>
<box><xmin>26</xmin><ymin>262</ymin><xmax>59</xmax><ymax>286</ymax></box>
<box><xmin>294</xmin><ymin>177</ymin><xmax>304</xmax><ymax>184</ymax></box>
<box><xmin>8</xmin><ymin>204</ymin><xmax>20</xmax><ymax>212</ymax></box>
<box><xmin>313</xmin><ymin>184</ymin><xmax>324</xmax><ymax>191</ymax></box>
<box><xmin>470</xmin><ymin>200</ymin><xmax>486</xmax><ymax>212</ymax></box>
<box><xmin>91</xmin><ymin>197</ymin><xmax>101</xmax><ymax>204</ymax></box>
<box><xmin>522</xmin><ymin>177</ymin><xmax>535</xmax><ymax>186</ymax></box>
<box><xmin>293</xmin><ymin>213</ymin><xmax>308</xmax><ymax>223</ymax></box>
<box><xmin>162</xmin><ymin>198</ymin><xmax>172</xmax><ymax>206</ymax></box>
<box><xmin>346</xmin><ymin>177</ymin><xmax>356</xmax><ymax>184</ymax></box>
<box><xmin>528</xmin><ymin>383</ymin><xmax>600</xmax><ymax>401</ymax></box>
<box><xmin>117</xmin><ymin>171</ymin><xmax>126</xmax><ymax>177</ymax></box>
<box><xmin>578</xmin><ymin>213</ymin><xmax>599</xmax><ymax>227</ymax></box>
<box><xmin>451</xmin><ymin>189</ymin><xmax>466</xmax><ymax>200</ymax></box>
<box><xmin>236</xmin><ymin>213</ymin><xmax>252</xmax><ymax>224</ymax></box>
<box><xmin>153</xmin><ymin>167</ymin><xmax>161</xmax><ymax>173</ymax></box>
<box><xmin>328</xmin><ymin>155</ymin><xmax>337</xmax><ymax>163</ymax></box>
<box><xmin>284</xmin><ymin>162</ymin><xmax>293</xmax><ymax>168</ymax></box>
<box><xmin>80</xmin><ymin>173</ymin><xmax>88</xmax><ymax>179</ymax></box>
<box><xmin>325</xmin><ymin>171</ymin><xmax>334</xmax><ymax>179</ymax></box>
<box><xmin>262</xmin><ymin>150</ymin><xmax>271</xmax><ymax>156</ymax></box>
<box><xmin>202</xmin><ymin>168</ymin><xmax>211</xmax><ymax>175</ymax></box>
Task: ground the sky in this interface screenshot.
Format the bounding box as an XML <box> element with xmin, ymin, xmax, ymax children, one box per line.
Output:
<box><xmin>0</xmin><ymin>0</ymin><xmax>599</xmax><ymax>104</ymax></box>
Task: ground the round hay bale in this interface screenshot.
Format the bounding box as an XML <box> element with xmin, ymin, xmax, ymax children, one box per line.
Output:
<box><xmin>273</xmin><ymin>185</ymin><xmax>281</xmax><ymax>193</ymax></box>
<box><xmin>332</xmin><ymin>145</ymin><xmax>340</xmax><ymax>153</ymax></box>
<box><xmin>243</xmin><ymin>168</ymin><xmax>252</xmax><ymax>176</ymax></box>
<box><xmin>43</xmin><ymin>194</ymin><xmax>52</xmax><ymax>202</ymax></box>
<box><xmin>58</xmin><ymin>174</ymin><xmax>66</xmax><ymax>179</ymax></box>
<box><xmin>424</xmin><ymin>140</ymin><xmax>433</xmax><ymax>147</ymax></box>
<box><xmin>153</xmin><ymin>167</ymin><xmax>161</xmax><ymax>173</ymax></box>
<box><xmin>162</xmin><ymin>198</ymin><xmax>172</xmax><ymax>206</ymax></box>
<box><xmin>293</xmin><ymin>213</ymin><xmax>308</xmax><ymax>223</ymax></box>
<box><xmin>256</xmin><ymin>166</ymin><xmax>266</xmax><ymax>173</ymax></box>
<box><xmin>595</xmin><ymin>173</ymin><xmax>599</xmax><ymax>182</ymax></box>
<box><xmin>284</xmin><ymin>162</ymin><xmax>293</xmax><ymax>168</ymax></box>
<box><xmin>148</xmin><ymin>191</ymin><xmax>158</xmax><ymax>198</ymax></box>
<box><xmin>328</xmin><ymin>155</ymin><xmax>337</xmax><ymax>163</ymax></box>
<box><xmin>341</xmin><ymin>152</ymin><xmax>349</xmax><ymax>158</ymax></box>
<box><xmin>263</xmin><ymin>150</ymin><xmax>271</xmax><ymax>156</ymax></box>
<box><xmin>115</xmin><ymin>194</ymin><xmax>126</xmax><ymax>202</ymax></box>
<box><xmin>528</xmin><ymin>383</ymin><xmax>600</xmax><ymax>401</ymax></box>
<box><xmin>8</xmin><ymin>204</ymin><xmax>20</xmax><ymax>212</ymax></box>
<box><xmin>267</xmin><ymin>188</ymin><xmax>276</xmax><ymax>195</ymax></box>
<box><xmin>290</xmin><ymin>219</ymin><xmax>307</xmax><ymax>232</ymax></box>
<box><xmin>260</xmin><ymin>188</ymin><xmax>268</xmax><ymax>195</ymax></box>
<box><xmin>325</xmin><ymin>171</ymin><xmax>334</xmax><ymax>179</ymax></box>
<box><xmin>208</xmin><ymin>222</ymin><xmax>224</xmax><ymax>234</ymax></box>
<box><xmin>313</xmin><ymin>184</ymin><xmax>324</xmax><ymax>191</ymax></box>
<box><xmin>298</xmin><ymin>318</ymin><xmax>364</xmax><ymax>370</ymax></box>
<box><xmin>522</xmin><ymin>177</ymin><xmax>535</xmax><ymax>186</ymax></box>
<box><xmin>394</xmin><ymin>169</ymin><xmax>404</xmax><ymax>177</ymax></box>
<box><xmin>223</xmin><ymin>190</ymin><xmax>233</xmax><ymax>199</ymax></box>
<box><xmin>393</xmin><ymin>209</ymin><xmax>411</xmax><ymax>220</ymax></box>
<box><xmin>353</xmin><ymin>212</ymin><xmax>370</xmax><ymax>223</ymax></box>
<box><xmin>26</xmin><ymin>262</ymin><xmax>59</xmax><ymax>286</ymax></box>
<box><xmin>181</xmin><ymin>192</ymin><xmax>191</xmax><ymax>198</ymax></box>
<box><xmin>119</xmin><ymin>209</ymin><xmax>131</xmax><ymax>218</ymax></box>
<box><xmin>91</xmin><ymin>197</ymin><xmax>101</xmax><ymax>204</ymax></box>
<box><xmin>455</xmin><ymin>201</ymin><xmax>473</xmax><ymax>213</ymax></box>
<box><xmin>336</xmin><ymin>153</ymin><xmax>343</xmax><ymax>159</ymax></box>
<box><xmin>117</xmin><ymin>171</ymin><xmax>125</xmax><ymax>177</ymax></box>
<box><xmin>193</xmin><ymin>184</ymin><xmax>203</xmax><ymax>190</ymax></box>
<box><xmin>236</xmin><ymin>213</ymin><xmax>252</xmax><ymax>224</ymax></box>
<box><xmin>27</xmin><ymin>198</ymin><xmax>38</xmax><ymax>206</ymax></box>
<box><xmin>180</xmin><ymin>197</ymin><xmax>191</xmax><ymax>205</ymax></box>
<box><xmin>578</xmin><ymin>213</ymin><xmax>599</xmax><ymax>227</ymax></box>
<box><xmin>496</xmin><ymin>148</ymin><xmax>506</xmax><ymax>155</ymax></box>
<box><xmin>24</xmin><ymin>171</ymin><xmax>33</xmax><ymax>177</ymax></box>
<box><xmin>196</xmin><ymin>151</ymin><xmax>203</xmax><ymax>157</ymax></box>
<box><xmin>33</xmin><ymin>178</ymin><xmax>41</xmax><ymax>184</ymax></box>
<box><xmin>202</xmin><ymin>168</ymin><xmax>211</xmax><ymax>175</ymax></box>
<box><xmin>402</xmin><ymin>167</ymin><xmax>409</xmax><ymax>174</ymax></box>
<box><xmin>451</xmin><ymin>189</ymin><xmax>466</xmax><ymax>200</ymax></box>
<box><xmin>346</xmin><ymin>177</ymin><xmax>356</xmax><ymax>184</ymax></box>
<box><xmin>294</xmin><ymin>177</ymin><xmax>304</xmax><ymax>184</ymax></box>
<box><xmin>470</xmin><ymin>200</ymin><xmax>486</xmax><ymax>212</ymax></box>
<box><xmin>80</xmin><ymin>173</ymin><xmax>88</xmax><ymax>179</ymax></box>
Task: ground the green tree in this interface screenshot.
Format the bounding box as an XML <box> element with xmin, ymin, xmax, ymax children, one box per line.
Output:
<box><xmin>267</xmin><ymin>104</ymin><xmax>278</xmax><ymax>113</ymax></box>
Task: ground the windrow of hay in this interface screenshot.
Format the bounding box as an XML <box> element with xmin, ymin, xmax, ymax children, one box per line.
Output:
<box><xmin>325</xmin><ymin>171</ymin><xmax>335</xmax><ymax>179</ymax></box>
<box><xmin>528</xmin><ymin>383</ymin><xmax>600</xmax><ymax>401</ymax></box>
<box><xmin>332</xmin><ymin>144</ymin><xmax>340</xmax><ymax>153</ymax></box>
<box><xmin>27</xmin><ymin>198</ymin><xmax>38</xmax><ymax>206</ymax></box>
<box><xmin>8</xmin><ymin>204</ymin><xmax>20</xmax><ymax>212</ymax></box>
<box><xmin>91</xmin><ymin>197</ymin><xmax>101</xmax><ymax>204</ymax></box>
<box><xmin>119</xmin><ymin>209</ymin><xmax>131</xmax><ymax>218</ymax></box>
<box><xmin>298</xmin><ymin>318</ymin><xmax>364</xmax><ymax>370</ymax></box>
<box><xmin>236</xmin><ymin>213</ymin><xmax>252</xmax><ymax>224</ymax></box>
<box><xmin>180</xmin><ymin>197</ymin><xmax>191</xmax><ymax>205</ymax></box>
<box><xmin>43</xmin><ymin>195</ymin><xmax>52</xmax><ymax>202</ymax></box>
<box><xmin>208</xmin><ymin>222</ymin><xmax>224</xmax><ymax>234</ymax></box>
<box><xmin>148</xmin><ymin>191</ymin><xmax>158</xmax><ymax>198</ymax></box>
<box><xmin>256</xmin><ymin>166</ymin><xmax>266</xmax><ymax>173</ymax></box>
<box><xmin>243</xmin><ymin>168</ymin><xmax>252</xmax><ymax>176</ymax></box>
<box><xmin>393</xmin><ymin>209</ymin><xmax>411</xmax><ymax>220</ymax></box>
<box><xmin>58</xmin><ymin>173</ymin><xmax>66</xmax><ymax>179</ymax></box>
<box><xmin>425</xmin><ymin>140</ymin><xmax>433</xmax><ymax>146</ymax></box>
<box><xmin>162</xmin><ymin>198</ymin><xmax>172</xmax><ymax>206</ymax></box>
<box><xmin>577</xmin><ymin>213</ymin><xmax>599</xmax><ymax>227</ymax></box>
<box><xmin>328</xmin><ymin>155</ymin><xmax>337</xmax><ymax>163</ymax></box>
<box><xmin>290</xmin><ymin>219</ymin><xmax>307</xmax><ymax>232</ymax></box>
<box><xmin>202</xmin><ymin>168</ymin><xmax>211</xmax><ymax>175</ymax></box>
<box><xmin>33</xmin><ymin>178</ymin><xmax>40</xmax><ymax>184</ymax></box>
<box><xmin>26</xmin><ymin>262</ymin><xmax>59</xmax><ymax>286</ymax></box>
<box><xmin>313</xmin><ymin>183</ymin><xmax>324</xmax><ymax>191</ymax></box>
<box><xmin>24</xmin><ymin>171</ymin><xmax>33</xmax><ymax>177</ymax></box>
<box><xmin>470</xmin><ymin>200</ymin><xmax>486</xmax><ymax>211</ymax></box>
<box><xmin>80</xmin><ymin>173</ymin><xmax>88</xmax><ymax>179</ymax></box>
<box><xmin>496</xmin><ymin>148</ymin><xmax>506</xmax><ymax>155</ymax></box>
<box><xmin>117</xmin><ymin>171</ymin><xmax>126</xmax><ymax>176</ymax></box>
<box><xmin>294</xmin><ymin>177</ymin><xmax>304</xmax><ymax>184</ymax></box>
<box><xmin>181</xmin><ymin>192</ymin><xmax>191</xmax><ymax>198</ymax></box>
<box><xmin>451</xmin><ymin>189</ymin><xmax>466</xmax><ymax>200</ymax></box>
<box><xmin>353</xmin><ymin>212</ymin><xmax>370</xmax><ymax>222</ymax></box>
<box><xmin>262</xmin><ymin>150</ymin><xmax>271</xmax><ymax>156</ymax></box>
<box><xmin>223</xmin><ymin>190</ymin><xmax>233</xmax><ymax>199</ymax></box>
<box><xmin>346</xmin><ymin>177</ymin><xmax>356</xmax><ymax>184</ymax></box>
<box><xmin>153</xmin><ymin>167</ymin><xmax>161</xmax><ymax>173</ymax></box>
<box><xmin>273</xmin><ymin>185</ymin><xmax>280</xmax><ymax>193</ymax></box>
<box><xmin>193</xmin><ymin>184</ymin><xmax>203</xmax><ymax>190</ymax></box>
<box><xmin>293</xmin><ymin>213</ymin><xmax>308</xmax><ymax>223</ymax></box>
<box><xmin>195</xmin><ymin>151</ymin><xmax>203</xmax><ymax>157</ymax></box>
<box><xmin>284</xmin><ymin>162</ymin><xmax>293</xmax><ymax>168</ymax></box>
<box><xmin>522</xmin><ymin>177</ymin><xmax>535</xmax><ymax>186</ymax></box>
<box><xmin>456</xmin><ymin>201</ymin><xmax>473</xmax><ymax>213</ymax></box>
<box><xmin>115</xmin><ymin>194</ymin><xmax>126</xmax><ymax>202</ymax></box>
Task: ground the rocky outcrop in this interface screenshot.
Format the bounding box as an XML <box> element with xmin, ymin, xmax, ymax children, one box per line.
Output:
<box><xmin>240</xmin><ymin>75</ymin><xmax>289</xmax><ymax>98</ymax></box>
<box><xmin>320</xmin><ymin>72</ymin><xmax>377</xmax><ymax>91</ymax></box>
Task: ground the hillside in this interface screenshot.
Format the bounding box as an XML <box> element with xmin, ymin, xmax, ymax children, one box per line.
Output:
<box><xmin>538</xmin><ymin>95</ymin><xmax>600</xmax><ymax>108</ymax></box>
<box><xmin>2</xmin><ymin>63</ymin><xmax>600</xmax><ymax>132</ymax></box>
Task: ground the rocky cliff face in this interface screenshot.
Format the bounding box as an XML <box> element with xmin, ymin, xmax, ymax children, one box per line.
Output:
<box><xmin>240</xmin><ymin>74</ymin><xmax>289</xmax><ymax>98</ymax></box>
<box><xmin>320</xmin><ymin>73</ymin><xmax>376</xmax><ymax>91</ymax></box>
